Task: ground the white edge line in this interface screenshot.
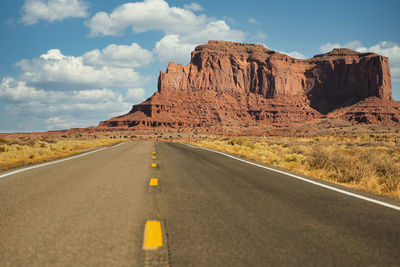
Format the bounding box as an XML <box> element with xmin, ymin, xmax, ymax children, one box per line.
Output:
<box><xmin>0</xmin><ymin>142</ymin><xmax>128</xmax><ymax>179</ymax></box>
<box><xmin>182</xmin><ymin>143</ymin><xmax>400</xmax><ymax>212</ymax></box>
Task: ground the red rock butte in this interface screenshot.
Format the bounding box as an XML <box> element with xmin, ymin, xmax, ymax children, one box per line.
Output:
<box><xmin>100</xmin><ymin>40</ymin><xmax>400</xmax><ymax>129</ymax></box>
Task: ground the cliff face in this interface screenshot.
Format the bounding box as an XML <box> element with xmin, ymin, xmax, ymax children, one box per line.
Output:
<box><xmin>158</xmin><ymin>42</ymin><xmax>308</xmax><ymax>98</ymax></box>
<box><xmin>158</xmin><ymin>41</ymin><xmax>391</xmax><ymax>113</ymax></box>
<box><xmin>306</xmin><ymin>48</ymin><xmax>392</xmax><ymax>113</ymax></box>
<box><xmin>100</xmin><ymin>41</ymin><xmax>398</xmax><ymax>129</ymax></box>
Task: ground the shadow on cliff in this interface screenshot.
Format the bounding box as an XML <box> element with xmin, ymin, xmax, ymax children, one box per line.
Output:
<box><xmin>305</xmin><ymin>60</ymin><xmax>381</xmax><ymax>114</ymax></box>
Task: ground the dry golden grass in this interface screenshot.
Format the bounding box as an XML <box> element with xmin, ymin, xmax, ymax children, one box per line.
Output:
<box><xmin>0</xmin><ymin>137</ymin><xmax>126</xmax><ymax>172</ymax></box>
<box><xmin>191</xmin><ymin>134</ymin><xmax>400</xmax><ymax>199</ymax></box>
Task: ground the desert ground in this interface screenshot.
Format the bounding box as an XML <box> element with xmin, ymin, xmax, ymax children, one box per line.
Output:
<box><xmin>1</xmin><ymin>121</ymin><xmax>399</xmax><ymax>200</ymax></box>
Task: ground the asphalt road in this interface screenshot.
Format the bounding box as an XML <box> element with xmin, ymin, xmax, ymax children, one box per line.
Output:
<box><xmin>1</xmin><ymin>141</ymin><xmax>400</xmax><ymax>266</ymax></box>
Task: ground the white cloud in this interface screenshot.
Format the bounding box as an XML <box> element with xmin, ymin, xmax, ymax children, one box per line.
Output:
<box><xmin>154</xmin><ymin>35</ymin><xmax>195</xmax><ymax>64</ymax></box>
<box><xmin>16</xmin><ymin>49</ymin><xmax>147</xmax><ymax>90</ymax></box>
<box><xmin>223</xmin><ymin>16</ymin><xmax>236</xmax><ymax>25</ymax></box>
<box><xmin>261</xmin><ymin>44</ymin><xmax>307</xmax><ymax>60</ymax></box>
<box><xmin>21</xmin><ymin>0</ymin><xmax>88</xmax><ymax>25</ymax></box>
<box><xmin>279</xmin><ymin>50</ymin><xmax>307</xmax><ymax>59</ymax></box>
<box><xmin>0</xmin><ymin>77</ymin><xmax>42</xmax><ymax>101</ymax></box>
<box><xmin>367</xmin><ymin>42</ymin><xmax>400</xmax><ymax>82</ymax></box>
<box><xmin>248</xmin><ymin>18</ymin><xmax>258</xmax><ymax>24</ymax></box>
<box><xmin>43</xmin><ymin>116</ymin><xmax>84</xmax><ymax>129</ymax></box>
<box><xmin>319</xmin><ymin>41</ymin><xmax>365</xmax><ymax>53</ymax></box>
<box><xmin>320</xmin><ymin>41</ymin><xmax>400</xmax><ymax>81</ymax></box>
<box><xmin>82</xmin><ymin>42</ymin><xmax>153</xmax><ymax>68</ymax></box>
<box><xmin>85</xmin><ymin>0</ymin><xmax>245</xmax><ymax>65</ymax></box>
<box><xmin>184</xmin><ymin>3</ymin><xmax>203</xmax><ymax>11</ymax></box>
<box><xmin>0</xmin><ymin>77</ymin><xmax>134</xmax><ymax>131</ymax></box>
<box><xmin>189</xmin><ymin>20</ymin><xmax>244</xmax><ymax>42</ymax></box>
<box><xmin>125</xmin><ymin>88</ymin><xmax>146</xmax><ymax>102</ymax></box>
<box><xmin>319</xmin><ymin>42</ymin><xmax>341</xmax><ymax>53</ymax></box>
<box><xmin>367</xmin><ymin>42</ymin><xmax>400</xmax><ymax>64</ymax></box>
<box><xmin>85</xmin><ymin>0</ymin><xmax>207</xmax><ymax>37</ymax></box>
<box><xmin>345</xmin><ymin>40</ymin><xmax>365</xmax><ymax>50</ymax></box>
<box><xmin>252</xmin><ymin>31</ymin><xmax>267</xmax><ymax>41</ymax></box>
<box><xmin>1</xmin><ymin>41</ymin><xmax>154</xmax><ymax>131</ymax></box>
<box><xmin>154</xmin><ymin>21</ymin><xmax>245</xmax><ymax>64</ymax></box>
<box><xmin>85</xmin><ymin>0</ymin><xmax>246</xmax><ymax>42</ymax></box>
<box><xmin>0</xmin><ymin>77</ymin><xmax>126</xmax><ymax>106</ymax></box>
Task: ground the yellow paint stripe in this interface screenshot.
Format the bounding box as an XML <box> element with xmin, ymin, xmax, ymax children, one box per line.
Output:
<box><xmin>152</xmin><ymin>151</ymin><xmax>156</xmax><ymax>154</ymax></box>
<box><xmin>152</xmin><ymin>156</ymin><xmax>157</xmax><ymax>159</ymax></box>
<box><xmin>151</xmin><ymin>163</ymin><xmax>157</xmax><ymax>168</ymax></box>
<box><xmin>143</xmin><ymin>220</ymin><xmax>163</xmax><ymax>250</ymax></box>
<box><xmin>149</xmin><ymin>178</ymin><xmax>158</xmax><ymax>186</ymax></box>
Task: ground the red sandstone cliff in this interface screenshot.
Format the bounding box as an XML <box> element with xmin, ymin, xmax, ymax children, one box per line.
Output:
<box><xmin>100</xmin><ymin>41</ymin><xmax>399</xmax><ymax>129</ymax></box>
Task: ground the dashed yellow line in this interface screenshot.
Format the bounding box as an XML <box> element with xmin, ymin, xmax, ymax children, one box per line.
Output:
<box><xmin>149</xmin><ymin>178</ymin><xmax>158</xmax><ymax>186</ymax></box>
<box><xmin>152</xmin><ymin>156</ymin><xmax>157</xmax><ymax>159</ymax></box>
<box><xmin>152</xmin><ymin>151</ymin><xmax>156</xmax><ymax>154</ymax></box>
<box><xmin>143</xmin><ymin>220</ymin><xmax>163</xmax><ymax>250</ymax></box>
<box><xmin>151</xmin><ymin>163</ymin><xmax>157</xmax><ymax>168</ymax></box>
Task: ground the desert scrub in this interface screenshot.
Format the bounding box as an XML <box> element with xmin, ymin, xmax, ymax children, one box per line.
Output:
<box><xmin>191</xmin><ymin>134</ymin><xmax>400</xmax><ymax>199</ymax></box>
<box><xmin>0</xmin><ymin>138</ymin><xmax>126</xmax><ymax>172</ymax></box>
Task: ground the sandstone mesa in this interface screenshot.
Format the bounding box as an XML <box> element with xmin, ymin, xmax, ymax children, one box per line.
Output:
<box><xmin>100</xmin><ymin>40</ymin><xmax>400</xmax><ymax>130</ymax></box>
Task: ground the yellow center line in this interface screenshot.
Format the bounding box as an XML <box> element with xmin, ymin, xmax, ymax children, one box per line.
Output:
<box><xmin>149</xmin><ymin>178</ymin><xmax>158</xmax><ymax>186</ymax></box>
<box><xmin>152</xmin><ymin>156</ymin><xmax>157</xmax><ymax>159</ymax></box>
<box><xmin>151</xmin><ymin>163</ymin><xmax>157</xmax><ymax>168</ymax></box>
<box><xmin>152</xmin><ymin>151</ymin><xmax>156</xmax><ymax>154</ymax></box>
<box><xmin>143</xmin><ymin>220</ymin><xmax>163</xmax><ymax>250</ymax></box>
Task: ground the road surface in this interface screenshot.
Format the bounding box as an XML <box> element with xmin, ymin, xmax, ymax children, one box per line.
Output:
<box><xmin>1</xmin><ymin>141</ymin><xmax>399</xmax><ymax>266</ymax></box>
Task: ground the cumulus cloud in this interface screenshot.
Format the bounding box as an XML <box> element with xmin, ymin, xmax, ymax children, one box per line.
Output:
<box><xmin>319</xmin><ymin>40</ymin><xmax>366</xmax><ymax>53</ymax></box>
<box><xmin>252</xmin><ymin>31</ymin><xmax>267</xmax><ymax>41</ymax></box>
<box><xmin>262</xmin><ymin>44</ymin><xmax>307</xmax><ymax>60</ymax></box>
<box><xmin>85</xmin><ymin>0</ymin><xmax>245</xmax><ymax>65</ymax></box>
<box><xmin>21</xmin><ymin>0</ymin><xmax>88</xmax><ymax>25</ymax></box>
<box><xmin>0</xmin><ymin>77</ymin><xmax>42</xmax><ymax>102</ymax></box>
<box><xmin>183</xmin><ymin>2</ymin><xmax>203</xmax><ymax>11</ymax></box>
<box><xmin>248</xmin><ymin>18</ymin><xmax>258</xmax><ymax>24</ymax></box>
<box><xmin>0</xmin><ymin>77</ymin><xmax>139</xmax><ymax>131</ymax></box>
<box><xmin>125</xmin><ymin>88</ymin><xmax>146</xmax><ymax>102</ymax></box>
<box><xmin>320</xmin><ymin>41</ymin><xmax>400</xmax><ymax>81</ymax></box>
<box><xmin>279</xmin><ymin>50</ymin><xmax>307</xmax><ymax>59</ymax></box>
<box><xmin>86</xmin><ymin>0</ymin><xmax>244</xmax><ymax>40</ymax></box>
<box><xmin>190</xmin><ymin>20</ymin><xmax>244</xmax><ymax>42</ymax></box>
<box><xmin>82</xmin><ymin>42</ymin><xmax>153</xmax><ymax>68</ymax></box>
<box><xmin>1</xmin><ymin>41</ymin><xmax>154</xmax><ymax>131</ymax></box>
<box><xmin>15</xmin><ymin>48</ymin><xmax>147</xmax><ymax>90</ymax></box>
<box><xmin>0</xmin><ymin>77</ymin><xmax>127</xmax><ymax>108</ymax></box>
<box><xmin>319</xmin><ymin>42</ymin><xmax>341</xmax><ymax>53</ymax></box>
<box><xmin>85</xmin><ymin>0</ymin><xmax>207</xmax><ymax>37</ymax></box>
<box><xmin>43</xmin><ymin>117</ymin><xmax>78</xmax><ymax>129</ymax></box>
<box><xmin>154</xmin><ymin>35</ymin><xmax>195</xmax><ymax>64</ymax></box>
<box><xmin>154</xmin><ymin>20</ymin><xmax>245</xmax><ymax>64</ymax></box>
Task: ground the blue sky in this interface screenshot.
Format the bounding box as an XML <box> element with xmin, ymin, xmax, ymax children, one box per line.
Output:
<box><xmin>0</xmin><ymin>0</ymin><xmax>399</xmax><ymax>132</ymax></box>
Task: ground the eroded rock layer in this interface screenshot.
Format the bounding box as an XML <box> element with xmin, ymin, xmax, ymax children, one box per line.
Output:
<box><xmin>100</xmin><ymin>41</ymin><xmax>399</xmax><ymax>129</ymax></box>
<box><xmin>330</xmin><ymin>97</ymin><xmax>400</xmax><ymax>125</ymax></box>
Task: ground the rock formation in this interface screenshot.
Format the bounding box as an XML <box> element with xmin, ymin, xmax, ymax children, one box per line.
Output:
<box><xmin>100</xmin><ymin>40</ymin><xmax>399</xmax><ymax>129</ymax></box>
